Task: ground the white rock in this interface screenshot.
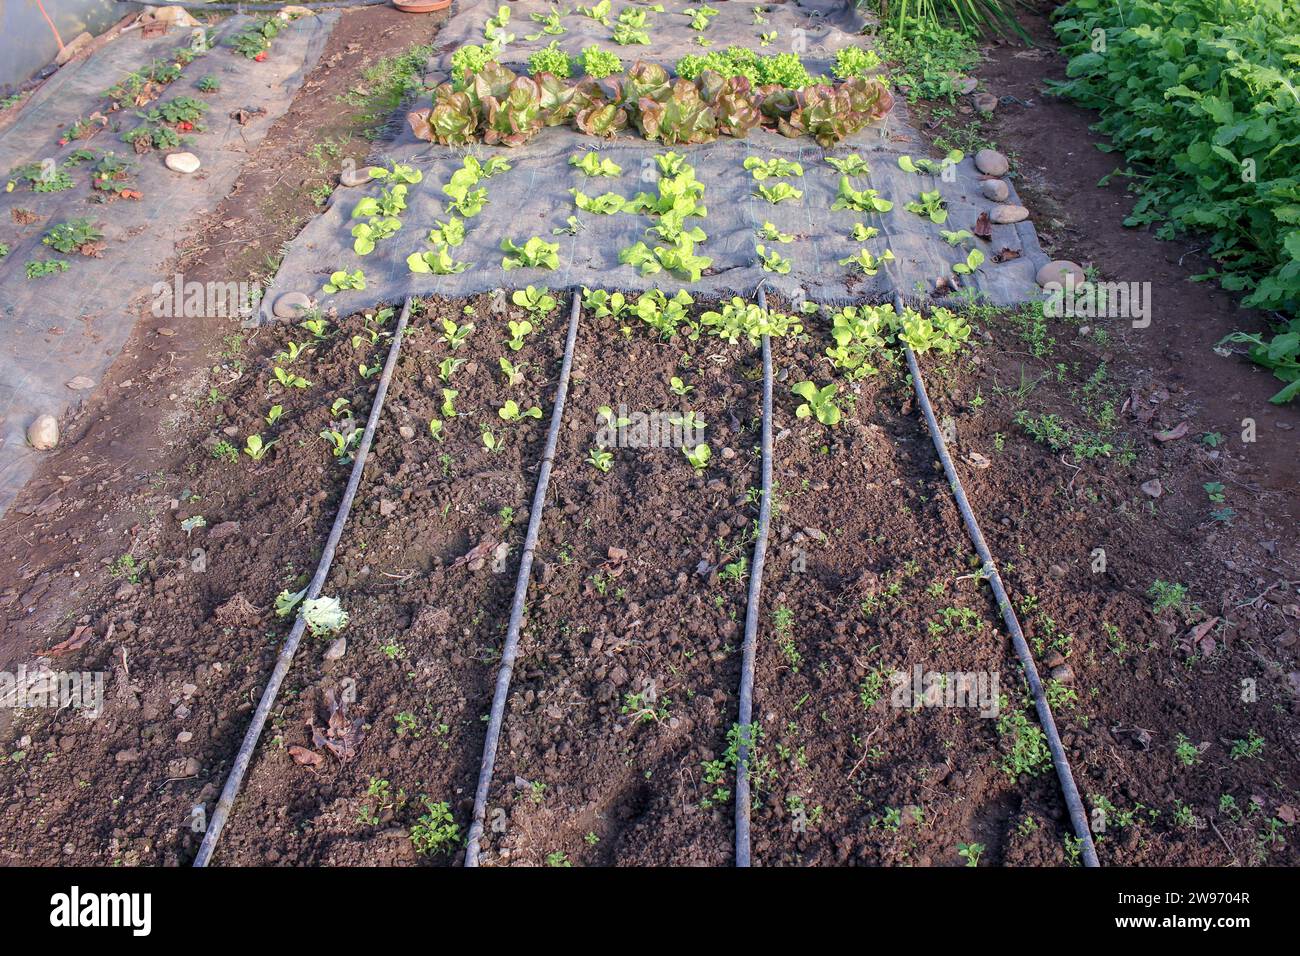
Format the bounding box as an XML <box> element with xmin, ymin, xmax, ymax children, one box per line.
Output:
<box><xmin>981</xmin><ymin>179</ymin><xmax>1010</xmax><ymax>202</ymax></box>
<box><xmin>974</xmin><ymin>148</ymin><xmax>1010</xmax><ymax>177</ymax></box>
<box><xmin>1036</xmin><ymin>260</ymin><xmax>1085</xmax><ymax>287</ymax></box>
<box><xmin>65</xmin><ymin>376</ymin><xmax>95</xmax><ymax>390</ymax></box>
<box><xmin>990</xmin><ymin>204</ymin><xmax>1029</xmax><ymax>225</ymax></box>
<box><xmin>165</xmin><ymin>152</ymin><xmax>201</xmax><ymax>174</ymax></box>
<box><xmin>27</xmin><ymin>415</ymin><xmax>58</xmax><ymax>450</ymax></box>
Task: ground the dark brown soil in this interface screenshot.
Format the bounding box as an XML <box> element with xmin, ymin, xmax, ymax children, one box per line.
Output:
<box><xmin>0</xmin><ymin>3</ymin><xmax>1296</xmax><ymax>869</ymax></box>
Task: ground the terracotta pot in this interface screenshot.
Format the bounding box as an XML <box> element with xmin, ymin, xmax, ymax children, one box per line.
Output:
<box><xmin>393</xmin><ymin>0</ymin><xmax>452</xmax><ymax>13</ymax></box>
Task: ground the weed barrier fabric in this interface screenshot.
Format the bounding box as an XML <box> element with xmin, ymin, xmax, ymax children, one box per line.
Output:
<box><xmin>0</xmin><ymin>13</ymin><xmax>338</xmax><ymax>516</ymax></box>
<box><xmin>260</xmin><ymin>0</ymin><xmax>1048</xmax><ymax>323</ymax></box>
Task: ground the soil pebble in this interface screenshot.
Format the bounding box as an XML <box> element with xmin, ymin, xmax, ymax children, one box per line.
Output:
<box><xmin>1036</xmin><ymin>260</ymin><xmax>1085</xmax><ymax>287</ymax></box>
<box><xmin>974</xmin><ymin>149</ymin><xmax>1010</xmax><ymax>176</ymax></box>
<box><xmin>27</xmin><ymin>415</ymin><xmax>58</xmax><ymax>450</ymax></box>
<box><xmin>164</xmin><ymin>152</ymin><xmax>201</xmax><ymax>174</ymax></box>
<box><xmin>65</xmin><ymin>376</ymin><xmax>95</xmax><ymax>390</ymax></box>
<box><xmin>980</xmin><ymin>179</ymin><xmax>1010</xmax><ymax>202</ymax></box>
<box><xmin>973</xmin><ymin>92</ymin><xmax>998</xmax><ymax>113</ymax></box>
<box><xmin>1140</xmin><ymin>479</ymin><xmax>1163</xmax><ymax>498</ymax></box>
<box><xmin>273</xmin><ymin>292</ymin><xmax>312</xmax><ymax>319</ymax></box>
<box><xmin>990</xmin><ymin>204</ymin><xmax>1029</xmax><ymax>225</ymax></box>
<box><xmin>324</xmin><ymin>637</ymin><xmax>347</xmax><ymax>661</ymax></box>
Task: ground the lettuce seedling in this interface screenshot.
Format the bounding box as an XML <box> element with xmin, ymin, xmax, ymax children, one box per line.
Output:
<box><xmin>743</xmin><ymin>157</ymin><xmax>803</xmax><ymax>180</ymax></box>
<box><xmin>952</xmin><ymin>248</ymin><xmax>985</xmax><ymax>275</ymax></box>
<box><xmin>682</xmin><ymin>443</ymin><xmax>712</xmax><ymax>471</ymax></box>
<box><xmin>852</xmin><ymin>223</ymin><xmax>880</xmax><ymax>241</ymax></box>
<box><xmin>581</xmin><ymin>46</ymin><xmax>622</xmax><ymax>78</ymax></box>
<box><xmin>481</xmin><ymin>424</ymin><xmax>501</xmax><ymax>452</ymax></box>
<box><xmin>499</xmin><ymin>357</ymin><xmax>525</xmax><ymax>386</ymax></box>
<box><xmin>351</xmin><ymin>184</ymin><xmax>407</xmax><ymax>219</ymax></box>
<box><xmin>463</xmin><ymin>156</ymin><xmax>512</xmax><ymax>179</ymax></box>
<box><xmin>905</xmin><ymin>189</ymin><xmax>948</xmax><ymax>224</ymax></box>
<box><xmin>838</xmin><ymin>247</ymin><xmax>895</xmax><ymax>276</ymax></box>
<box><xmin>428</xmin><ymin>419</ymin><xmax>445</xmax><ymax>442</ymax></box>
<box><xmin>501</xmin><ymin>236</ymin><xmax>560</xmax><ymax>270</ymax></box>
<box><xmin>669</xmin><ymin>376</ymin><xmax>694</xmax><ymax>396</ymax></box>
<box><xmin>756</xmin><ymin>244</ymin><xmax>792</xmax><ymax>274</ymax></box>
<box><xmin>300</xmin><ymin>317</ymin><xmax>329</xmax><ymax>339</ymax></box>
<box><xmin>429</xmin><ymin>217</ymin><xmax>466</xmax><ymax>247</ymax></box>
<box><xmin>758</xmin><ymin>221</ymin><xmax>794</xmax><ymax>242</ymax></box>
<box><xmin>700</xmin><ymin>297</ymin><xmax>802</xmax><ymax>345</ymax></box>
<box><xmin>273</xmin><ymin>367</ymin><xmax>310</xmax><ymax>389</ymax></box>
<box><xmin>577</xmin><ymin>1</ymin><xmax>613</xmax><ymax>25</ymax></box>
<box><xmin>243</xmin><ymin>434</ymin><xmax>277</xmax><ymax>460</ymax></box>
<box><xmin>898</xmin><ymin>150</ymin><xmax>963</xmax><ymax>176</ymax></box>
<box><xmin>265</xmin><ymin>404</ymin><xmax>284</xmax><ymax>425</ymax></box>
<box><xmin>440</xmin><ymin>319</ymin><xmax>473</xmax><ymax>350</ymax></box>
<box><xmin>899</xmin><ymin>307</ymin><xmax>971</xmax><ymax>355</ymax></box>
<box><xmin>351</xmin><ymin>217</ymin><xmax>401</xmax><ymax>255</ymax></box>
<box><xmin>499</xmin><ymin>399</ymin><xmax>542</xmax><ymax>422</ymax></box>
<box><xmin>441</xmin><ymin>389</ymin><xmax>458</xmax><ymax>418</ymax></box>
<box><xmin>571</xmin><ymin>188</ymin><xmax>627</xmax><ymax>214</ymax></box>
<box><xmin>301</xmin><ymin>596</ymin><xmax>348</xmax><ymax>637</ymax></box>
<box><xmin>832</xmin><ymin>176</ymin><xmax>893</xmax><ymax>213</ymax></box>
<box><xmin>526</xmin><ymin>10</ymin><xmax>566</xmax><ymax>40</ymax></box>
<box><xmin>582</xmin><ymin>288</ymin><xmax>630</xmax><ymax>318</ymax></box>
<box><xmin>528</xmin><ymin>41</ymin><xmax>572</xmax><ymax>78</ymax></box>
<box><xmin>319</xmin><ymin>425</ymin><xmax>361</xmax><ymax>462</ymax></box>
<box><xmin>940</xmin><ymin>229</ymin><xmax>973</xmax><ymax>246</ymax></box>
<box><xmin>323</xmin><ymin>269</ymin><xmax>365</xmax><ymax>294</ymax></box>
<box><xmin>570</xmin><ymin>151</ymin><xmax>622</xmax><ymax>177</ymax></box>
<box><xmin>507</xmin><ymin>319</ymin><xmax>535</xmax><ymax>351</ymax></box>
<box><xmin>792</xmin><ymin>381</ymin><xmax>841</xmax><ymax>425</ymax></box>
<box><xmin>826</xmin><ymin>154</ymin><xmax>870</xmax><ymax>176</ymax></box>
<box><xmin>407</xmin><ymin>246</ymin><xmax>471</xmax><ymax>275</ymax></box>
<box><xmin>275</xmin><ymin>587</ymin><xmax>307</xmax><ymax>617</ymax></box>
<box><xmin>368</xmin><ymin>163</ymin><xmax>423</xmax><ymax>185</ymax></box>
<box><xmin>442</xmin><ymin>168</ymin><xmax>488</xmax><ymax>217</ymax></box>
<box><xmin>513</xmin><ymin>286</ymin><xmax>557</xmax><ymax>316</ymax></box>
<box><xmin>756</xmin><ymin>182</ymin><xmax>802</xmax><ymax>204</ymax></box>
<box><xmin>833</xmin><ymin>46</ymin><xmax>882</xmax><ymax>79</ymax></box>
<box><xmin>439</xmin><ymin>357</ymin><xmax>464</xmax><ymax>382</ymax></box>
<box><xmin>586</xmin><ymin>447</ymin><xmax>613</xmax><ymax>472</ymax></box>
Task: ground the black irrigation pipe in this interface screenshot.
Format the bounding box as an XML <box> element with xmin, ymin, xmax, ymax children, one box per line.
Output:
<box><xmin>193</xmin><ymin>295</ymin><xmax>413</xmax><ymax>868</ymax></box>
<box><xmin>894</xmin><ymin>291</ymin><xmax>1100</xmax><ymax>868</ymax></box>
<box><xmin>463</xmin><ymin>292</ymin><xmax>582</xmax><ymax>867</ymax></box>
<box><xmin>733</xmin><ymin>286</ymin><xmax>775</xmax><ymax>868</ymax></box>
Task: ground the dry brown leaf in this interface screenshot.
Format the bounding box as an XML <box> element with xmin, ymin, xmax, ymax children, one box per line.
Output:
<box><xmin>48</xmin><ymin>625</ymin><xmax>95</xmax><ymax>656</ymax></box>
<box><xmin>1154</xmin><ymin>421</ymin><xmax>1189</xmax><ymax>442</ymax></box>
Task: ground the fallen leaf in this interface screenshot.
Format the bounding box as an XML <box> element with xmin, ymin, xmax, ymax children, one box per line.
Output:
<box><xmin>48</xmin><ymin>625</ymin><xmax>94</xmax><ymax>656</ymax></box>
<box><xmin>1154</xmin><ymin>421</ymin><xmax>1189</xmax><ymax>442</ymax></box>
<box><xmin>1181</xmin><ymin>617</ymin><xmax>1220</xmax><ymax>657</ymax></box>
<box><xmin>973</xmin><ymin>211</ymin><xmax>992</xmax><ymax>241</ymax></box>
<box><xmin>452</xmin><ymin>537</ymin><xmax>497</xmax><ymax>570</ymax></box>
<box><xmin>66</xmin><ymin>376</ymin><xmax>95</xmax><ymax>390</ymax></box>
<box><xmin>288</xmin><ymin>745</ymin><xmax>324</xmax><ymax>768</ymax></box>
<box><xmin>992</xmin><ymin>247</ymin><xmax>1020</xmax><ymax>263</ymax></box>
<box><xmin>966</xmin><ymin>451</ymin><xmax>991</xmax><ymax>469</ymax></box>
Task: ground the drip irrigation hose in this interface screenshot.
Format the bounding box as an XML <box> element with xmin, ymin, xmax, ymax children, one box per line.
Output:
<box><xmin>893</xmin><ymin>292</ymin><xmax>1100</xmax><ymax>868</ymax></box>
<box><xmin>193</xmin><ymin>295</ymin><xmax>413</xmax><ymax>867</ymax></box>
<box><xmin>734</xmin><ymin>286</ymin><xmax>775</xmax><ymax>868</ymax></box>
<box><xmin>464</xmin><ymin>292</ymin><xmax>582</xmax><ymax>867</ymax></box>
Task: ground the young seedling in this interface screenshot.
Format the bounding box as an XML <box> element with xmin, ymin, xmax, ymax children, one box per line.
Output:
<box><xmin>940</xmin><ymin>229</ymin><xmax>974</xmax><ymax>246</ymax></box>
<box><xmin>826</xmin><ymin>154</ymin><xmax>871</xmax><ymax>176</ymax></box>
<box><xmin>569</xmin><ymin>151</ymin><xmax>622</xmax><ymax>177</ymax></box>
<box><xmin>323</xmin><ymin>269</ymin><xmax>365</xmax><ymax>294</ymax></box>
<box><xmin>408</xmin><ymin>246</ymin><xmax>470</xmax><ymax>275</ymax></box>
<box><xmin>571</xmin><ymin>188</ymin><xmax>628</xmax><ymax>214</ymax></box>
<box><xmin>428</xmin><ymin>216</ymin><xmax>466</xmax><ymax>247</ymax></box>
<box><xmin>428</xmin><ymin>419</ymin><xmax>445</xmax><ymax>442</ymax></box>
<box><xmin>265</xmin><ymin>404</ymin><xmax>284</xmax><ymax>425</ymax></box>
<box><xmin>905</xmin><ymin>189</ymin><xmax>948</xmax><ymax>224</ymax></box>
<box><xmin>586</xmin><ymin>447</ymin><xmax>613</xmax><ymax>472</ymax></box>
<box><xmin>957</xmin><ymin>842</ymin><xmax>984</xmax><ymax>867</ymax></box>
<box><xmin>755</xmin><ymin>182</ymin><xmax>802</xmax><ymax>204</ymax></box>
<box><xmin>481</xmin><ymin>424</ymin><xmax>501</xmax><ymax>452</ymax></box>
<box><xmin>507</xmin><ymin>319</ymin><xmax>535</xmax><ymax>351</ymax></box>
<box><xmin>668</xmin><ymin>375</ymin><xmax>694</xmax><ymax>396</ymax></box>
<box><xmin>952</xmin><ymin>248</ymin><xmax>985</xmax><ymax>275</ymax></box>
<box><xmin>498</xmin><ymin>399</ymin><xmax>542</xmax><ymax>422</ymax></box>
<box><xmin>512</xmin><ymin>285</ymin><xmax>557</xmax><ymax>318</ymax></box>
<box><xmin>682</xmin><ymin>443</ymin><xmax>711</xmax><ymax>471</ymax></box>
<box><xmin>273</xmin><ymin>367</ymin><xmax>310</xmax><ymax>389</ymax></box>
<box><xmin>743</xmin><ymin>157</ymin><xmax>804</xmax><ymax>180</ymax></box>
<box><xmin>499</xmin><ymin>356</ymin><xmax>525</xmax><ymax>386</ymax></box>
<box><xmin>758</xmin><ymin>221</ymin><xmax>795</xmax><ymax>243</ymax></box>
<box><xmin>898</xmin><ymin>150</ymin><xmax>963</xmax><ymax>176</ymax></box>
<box><xmin>851</xmin><ymin>223</ymin><xmax>880</xmax><ymax>241</ymax></box>
<box><xmin>839</xmin><ymin>247</ymin><xmax>895</xmax><ymax>276</ymax></box>
<box><xmin>243</xmin><ymin>434</ymin><xmax>277</xmax><ymax>460</ymax></box>
<box><xmin>440</xmin><ymin>318</ymin><xmax>474</xmax><ymax>349</ymax></box>
<box><xmin>501</xmin><ymin>236</ymin><xmax>560</xmax><ymax>270</ymax></box>
<box><xmin>441</xmin><ymin>388</ymin><xmax>458</xmax><ymax>418</ymax></box>
<box><xmin>756</xmin><ymin>244</ymin><xmax>792</xmax><ymax>274</ymax></box>
<box><xmin>831</xmin><ymin>176</ymin><xmax>893</xmax><ymax>213</ymax></box>
<box><xmin>792</xmin><ymin>381</ymin><xmax>842</xmax><ymax>425</ymax></box>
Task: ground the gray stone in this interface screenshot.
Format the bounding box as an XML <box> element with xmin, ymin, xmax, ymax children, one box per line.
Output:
<box><xmin>990</xmin><ymin>204</ymin><xmax>1029</xmax><ymax>225</ymax></box>
<box><xmin>340</xmin><ymin>166</ymin><xmax>373</xmax><ymax>188</ymax></box>
<box><xmin>974</xmin><ymin>148</ymin><xmax>1010</xmax><ymax>177</ymax></box>
<box><xmin>973</xmin><ymin>92</ymin><xmax>998</xmax><ymax>113</ymax></box>
<box><xmin>27</xmin><ymin>415</ymin><xmax>58</xmax><ymax>450</ymax></box>
<box><xmin>273</xmin><ymin>292</ymin><xmax>312</xmax><ymax>319</ymax></box>
<box><xmin>164</xmin><ymin>152</ymin><xmax>201</xmax><ymax>174</ymax></box>
<box><xmin>324</xmin><ymin>637</ymin><xmax>347</xmax><ymax>661</ymax></box>
<box><xmin>981</xmin><ymin>179</ymin><xmax>1010</xmax><ymax>202</ymax></box>
<box><xmin>1036</xmin><ymin>260</ymin><xmax>1085</xmax><ymax>287</ymax></box>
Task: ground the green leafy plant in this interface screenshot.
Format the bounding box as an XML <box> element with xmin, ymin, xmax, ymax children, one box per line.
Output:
<box><xmin>839</xmin><ymin>247</ymin><xmax>895</xmax><ymax>276</ymax></box>
<box><xmin>571</xmin><ymin>188</ymin><xmax>628</xmax><ymax>214</ymax></box>
<box><xmin>833</xmin><ymin>46</ymin><xmax>883</xmax><ymax>79</ymax></box>
<box><xmin>498</xmin><ymin>399</ymin><xmax>542</xmax><ymax>422</ymax></box>
<box><xmin>755</xmin><ymin>182</ymin><xmax>802</xmax><ymax>204</ymax></box>
<box><xmin>792</xmin><ymin>381</ymin><xmax>841</xmax><ymax>425</ymax></box>
<box><xmin>905</xmin><ymin>189</ymin><xmax>948</xmax><ymax>224</ymax></box>
<box><xmin>409</xmin><ymin>799</ymin><xmax>461</xmax><ymax>855</ymax></box>
<box><xmin>243</xmin><ymin>434</ymin><xmax>277</xmax><ymax>461</ymax></box>
<box><xmin>898</xmin><ymin>149</ymin><xmax>964</xmax><ymax>175</ymax></box>
<box><xmin>581</xmin><ymin>45</ymin><xmax>623</xmax><ymax>78</ymax></box>
<box><xmin>25</xmin><ymin>259</ymin><xmax>69</xmax><ymax>279</ymax></box>
<box><xmin>501</xmin><ymin>236</ymin><xmax>560</xmax><ymax>270</ymax></box>
<box><xmin>528</xmin><ymin>41</ymin><xmax>572</xmax><ymax>78</ymax></box>
<box><xmin>350</xmin><ymin>217</ymin><xmax>401</xmax><ymax>255</ymax></box>
<box><xmin>42</xmin><ymin>218</ymin><xmax>102</xmax><ymax>254</ymax></box>
<box><xmin>586</xmin><ymin>447</ymin><xmax>613</xmax><ymax>472</ymax></box>
<box><xmin>512</xmin><ymin>285</ymin><xmax>557</xmax><ymax>317</ymax></box>
<box><xmin>743</xmin><ymin>156</ymin><xmax>804</xmax><ymax>180</ymax></box>
<box><xmin>756</xmin><ymin>244</ymin><xmax>791</xmax><ymax>274</ymax></box>
<box><xmin>570</xmin><ymin>151</ymin><xmax>622</xmax><ymax>177</ymax></box>
<box><xmin>682</xmin><ymin>443</ymin><xmax>712</xmax><ymax>471</ymax></box>
<box><xmin>407</xmin><ymin>245</ymin><xmax>470</xmax><ymax>275</ymax></box>
<box><xmin>832</xmin><ymin>176</ymin><xmax>894</xmax><ymax>213</ymax></box>
<box><xmin>323</xmin><ymin>269</ymin><xmax>366</xmax><ymax>294</ymax></box>
<box><xmin>952</xmin><ymin>248</ymin><xmax>986</xmax><ymax>275</ymax></box>
<box><xmin>758</xmin><ymin>221</ymin><xmax>794</xmax><ymax>243</ymax></box>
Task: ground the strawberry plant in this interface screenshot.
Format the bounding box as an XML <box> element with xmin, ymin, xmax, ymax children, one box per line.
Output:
<box><xmin>792</xmin><ymin>381</ymin><xmax>842</xmax><ymax>425</ymax></box>
<box><xmin>42</xmin><ymin>219</ymin><xmax>102</xmax><ymax>255</ymax></box>
<box><xmin>501</xmin><ymin>236</ymin><xmax>560</xmax><ymax>271</ymax></box>
<box><xmin>25</xmin><ymin>260</ymin><xmax>69</xmax><ymax>279</ymax></box>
